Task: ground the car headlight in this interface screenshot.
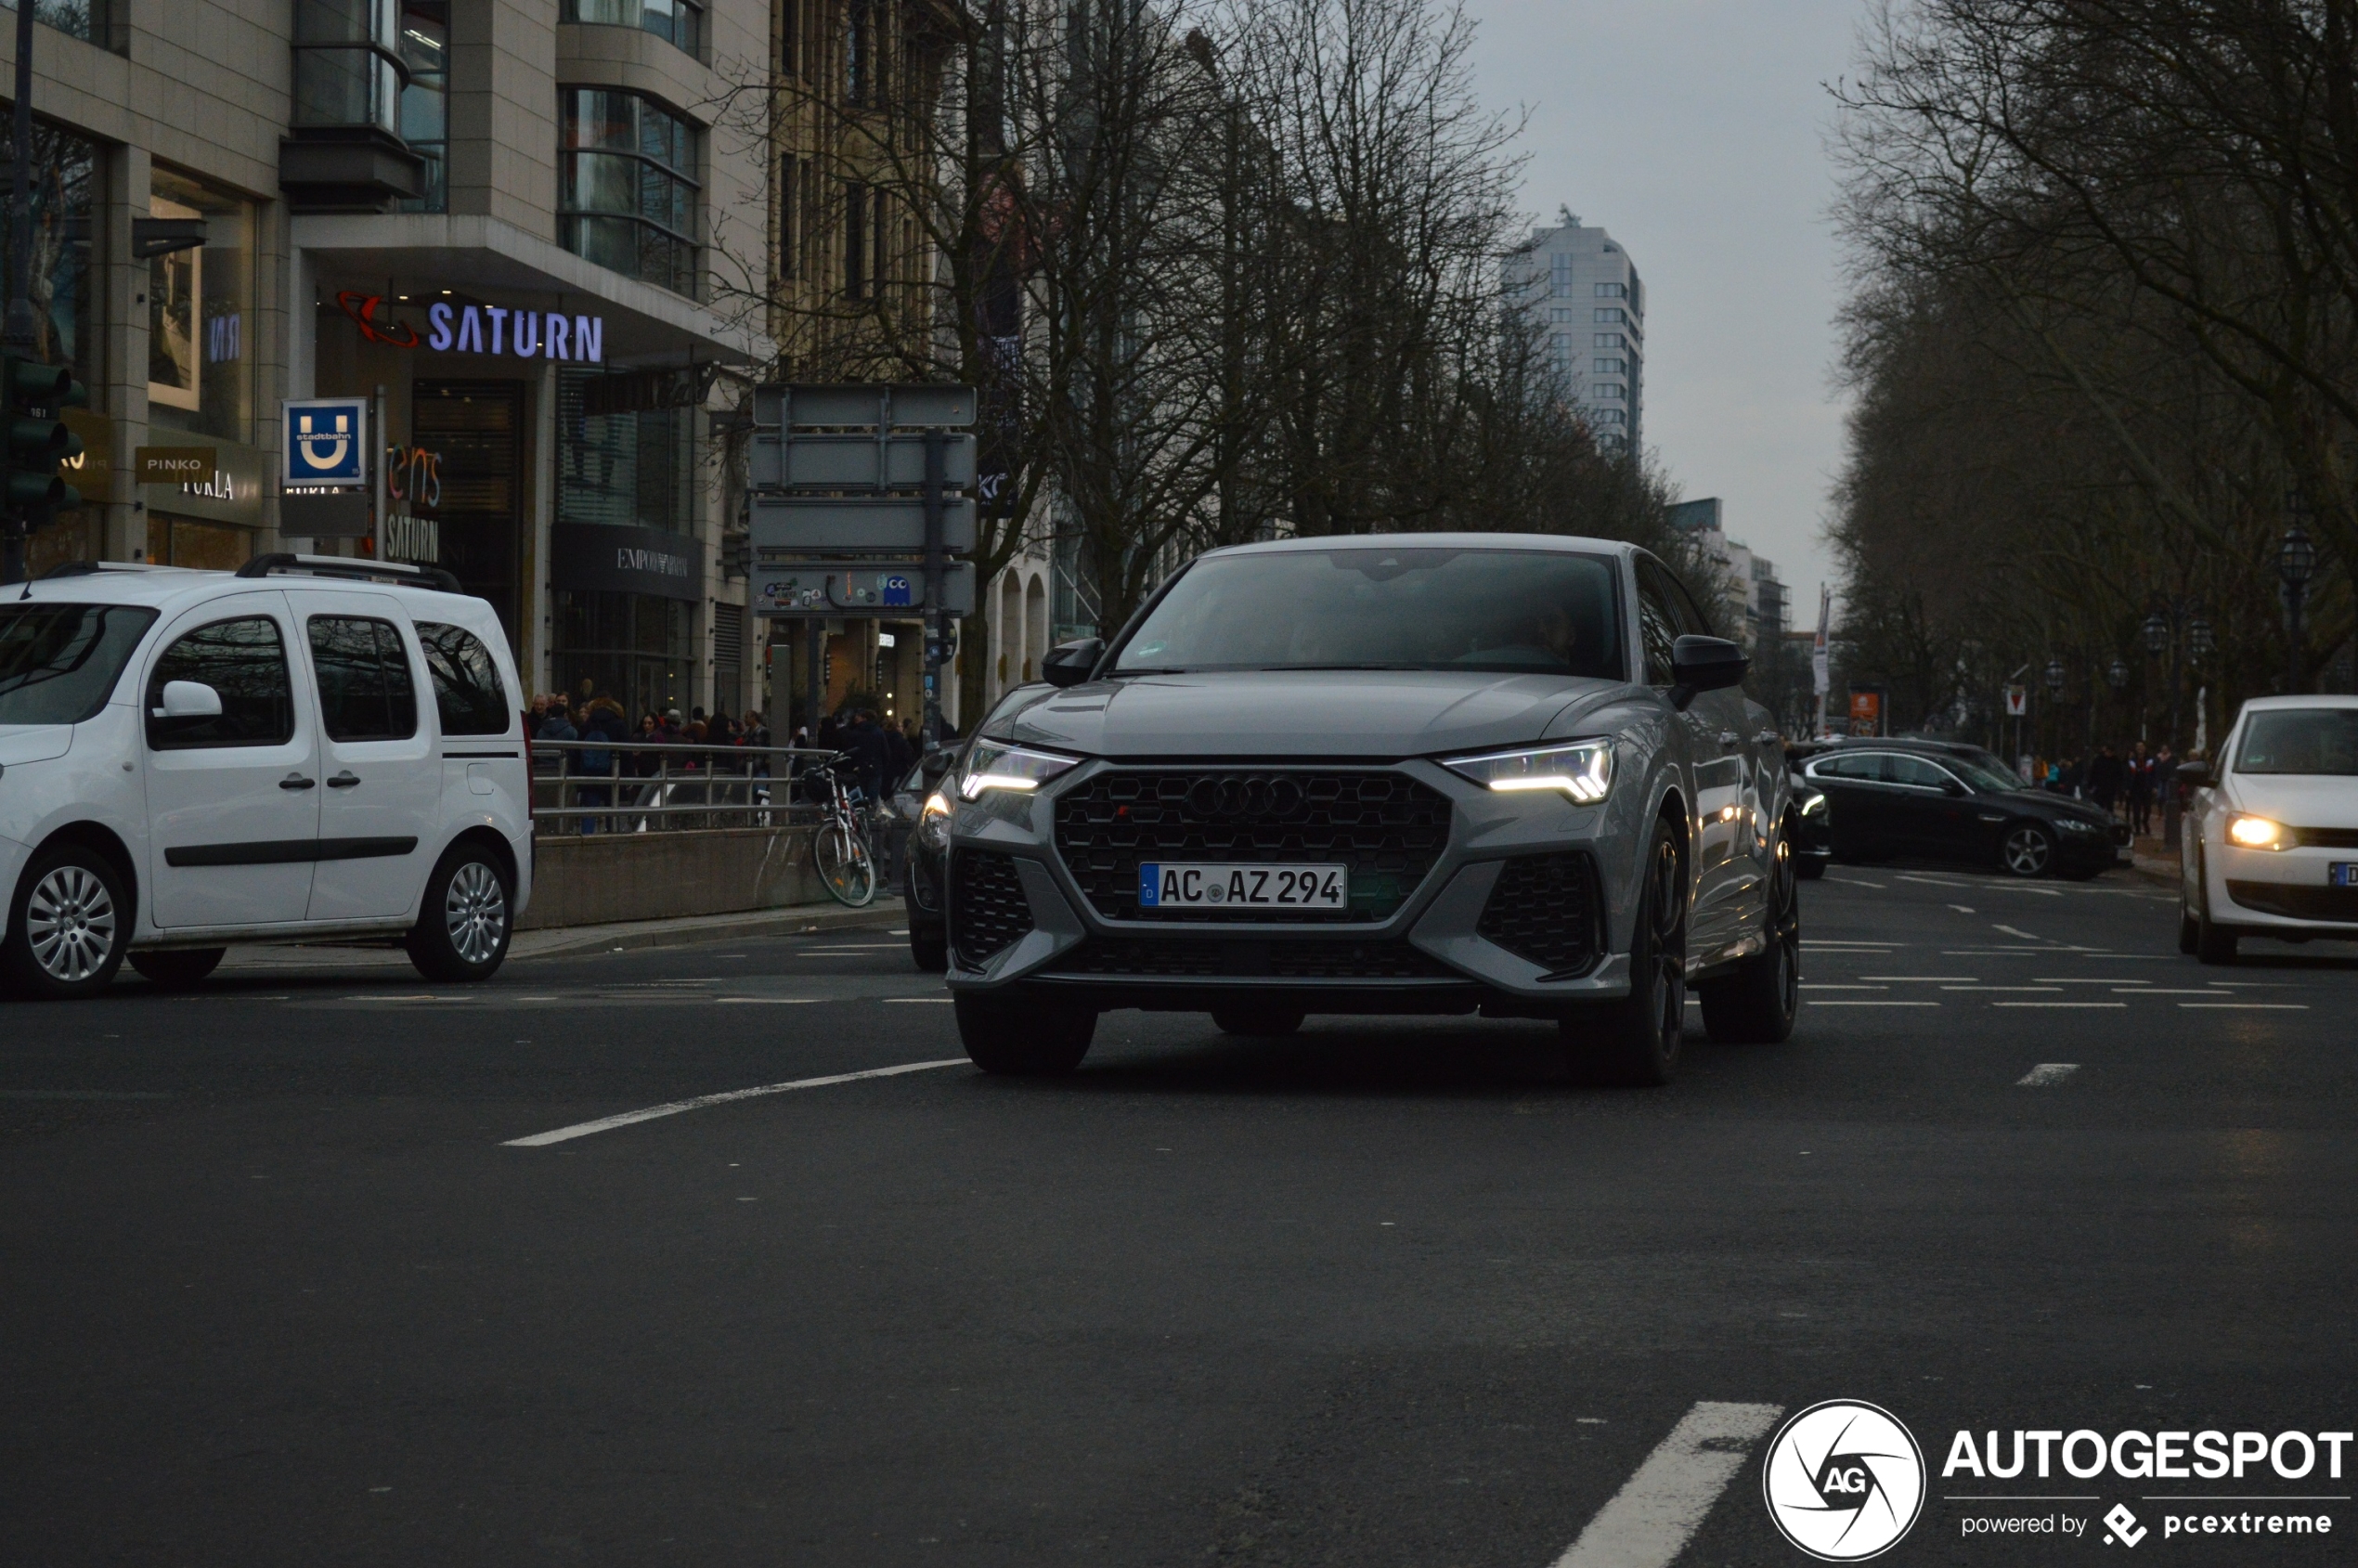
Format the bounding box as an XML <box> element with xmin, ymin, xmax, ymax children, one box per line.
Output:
<box><xmin>2227</xmin><ymin>812</ymin><xmax>2288</xmax><ymax>849</ymax></box>
<box><xmin>2057</xmin><ymin>817</ymin><xmax>2103</xmax><ymax>835</ymax></box>
<box><xmin>1443</xmin><ymin>739</ymin><xmax>1613</xmax><ymax>803</ymax></box>
<box><xmin>917</xmin><ymin>791</ymin><xmax>953</xmax><ymax>850</ymax></box>
<box><xmin>958</xmin><ymin>741</ymin><xmax>1082</xmax><ymax>800</ymax></box>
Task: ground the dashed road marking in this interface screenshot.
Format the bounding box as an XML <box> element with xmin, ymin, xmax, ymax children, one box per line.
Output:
<box><xmin>1859</xmin><ymin>975</ymin><xmax>1976</xmax><ymax>982</ymax></box>
<box><xmin>2178</xmin><ymin>1002</ymin><xmax>2310</xmax><ymax>1010</ymax></box>
<box><xmin>1551</xmin><ymin>1400</ymin><xmax>1783</xmax><ymax>1568</ymax></box>
<box><xmin>1994</xmin><ymin>1001</ymin><xmax>2126</xmax><ymax>1008</ymax></box>
<box><xmin>2017</xmin><ymin>1063</ymin><xmax>2079</xmax><ymax>1086</ymax></box>
<box><xmin>1992</xmin><ymin>925</ymin><xmax>2045</xmax><ymax>940</ymax></box>
<box><xmin>1809</xmin><ymin>1000</ymin><xmax>1941</xmax><ymax>1007</ymax></box>
<box><xmin>502</xmin><ymin>1058</ymin><xmax>969</xmax><ymax>1147</ymax></box>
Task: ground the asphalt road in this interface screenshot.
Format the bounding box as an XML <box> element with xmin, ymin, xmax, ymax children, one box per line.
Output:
<box><xmin>4</xmin><ymin>866</ymin><xmax>2355</xmax><ymax>1566</ymax></box>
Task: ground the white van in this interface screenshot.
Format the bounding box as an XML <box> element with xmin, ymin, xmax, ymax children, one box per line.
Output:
<box><xmin>0</xmin><ymin>556</ymin><xmax>532</xmax><ymax>998</ymax></box>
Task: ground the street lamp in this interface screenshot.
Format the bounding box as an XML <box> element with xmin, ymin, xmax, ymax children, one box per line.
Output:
<box><xmin>2190</xmin><ymin>616</ymin><xmax>2214</xmax><ymax>661</ymax></box>
<box><xmin>2107</xmin><ymin>656</ymin><xmax>2129</xmax><ymax>690</ymax></box>
<box><xmin>2143</xmin><ymin>611</ymin><xmax>2168</xmax><ymax>657</ymax></box>
<box><xmin>2045</xmin><ymin>656</ymin><xmax>2065</xmax><ymax>694</ymax></box>
<box><xmin>2281</xmin><ymin>520</ymin><xmax>2317</xmax><ymax>694</ymax></box>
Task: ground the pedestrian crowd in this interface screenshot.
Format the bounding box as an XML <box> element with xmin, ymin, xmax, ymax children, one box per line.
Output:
<box><xmin>2023</xmin><ymin>739</ymin><xmax>2196</xmax><ymax>837</ymax></box>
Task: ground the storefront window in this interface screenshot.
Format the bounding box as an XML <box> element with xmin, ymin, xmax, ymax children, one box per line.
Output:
<box><xmin>0</xmin><ymin>116</ymin><xmax>96</xmax><ymax>390</ymax></box>
<box><xmin>4</xmin><ymin>0</ymin><xmax>105</xmax><ymax>45</ymax></box>
<box><xmin>556</xmin><ymin>368</ymin><xmax>693</xmax><ymax>532</ymax></box>
<box><xmin>564</xmin><ymin>0</ymin><xmax>701</xmax><ymax>59</ymax></box>
<box><xmin>396</xmin><ymin>0</ymin><xmax>448</xmax><ymax>213</ymax></box>
<box><xmin>551</xmin><ymin>590</ymin><xmax>693</xmax><ymax>721</ymax></box>
<box><xmin>147</xmin><ymin>169</ymin><xmax>254</xmax><ymax>443</ymax></box>
<box><xmin>558</xmin><ymin>88</ymin><xmax>700</xmax><ymax>297</ymax></box>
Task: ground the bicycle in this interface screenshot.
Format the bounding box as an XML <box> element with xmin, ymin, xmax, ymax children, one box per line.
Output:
<box><xmin>809</xmin><ymin>757</ymin><xmax>879</xmax><ymax>907</ymax></box>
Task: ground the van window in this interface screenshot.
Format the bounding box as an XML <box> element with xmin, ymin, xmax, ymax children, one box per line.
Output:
<box><xmin>308</xmin><ymin>616</ymin><xmax>420</xmax><ymax>743</ymax></box>
<box><xmin>416</xmin><ymin>621</ymin><xmax>512</xmax><ymax>737</ymax></box>
<box><xmin>0</xmin><ymin>603</ymin><xmax>158</xmax><ymax>726</ymax></box>
<box><xmin>146</xmin><ymin>616</ymin><xmax>295</xmax><ymax>749</ymax></box>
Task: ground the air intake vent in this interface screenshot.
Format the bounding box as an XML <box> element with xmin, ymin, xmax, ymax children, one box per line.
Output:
<box><xmin>1477</xmin><ymin>853</ymin><xmax>1601</xmax><ymax>975</ymax></box>
<box><xmin>951</xmin><ymin>849</ymin><xmax>1034</xmax><ymax>966</ymax></box>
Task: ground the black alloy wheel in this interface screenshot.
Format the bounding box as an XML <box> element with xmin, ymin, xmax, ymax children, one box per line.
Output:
<box><xmin>1568</xmin><ymin>817</ymin><xmax>1687</xmax><ymax>1086</ymax></box>
<box><xmin>1999</xmin><ymin>821</ymin><xmax>2056</xmax><ymax>878</ymax></box>
<box><xmin>127</xmin><ymin>948</ymin><xmax>227</xmax><ymax>990</ymax></box>
<box><xmin>1700</xmin><ymin>836</ymin><xmax>1800</xmax><ymax>1044</ymax></box>
<box><xmin>956</xmin><ymin>991</ymin><xmax>1095</xmax><ymax>1074</ymax></box>
<box><xmin>2193</xmin><ymin>848</ymin><xmax>2238</xmax><ymax>965</ymax></box>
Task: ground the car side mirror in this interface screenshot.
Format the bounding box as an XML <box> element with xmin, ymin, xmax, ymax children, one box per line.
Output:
<box><xmin>2176</xmin><ymin>759</ymin><xmax>2214</xmax><ymax>787</ymax></box>
<box><xmin>1668</xmin><ymin>635</ymin><xmax>1746</xmax><ymax>708</ymax></box>
<box><xmin>158</xmin><ymin>680</ymin><xmax>223</xmax><ymax>720</ymax></box>
<box><xmin>919</xmin><ymin>750</ymin><xmax>954</xmax><ymax>786</ymax></box>
<box><xmin>1041</xmin><ymin>638</ymin><xmax>1104</xmax><ymax>689</ymax></box>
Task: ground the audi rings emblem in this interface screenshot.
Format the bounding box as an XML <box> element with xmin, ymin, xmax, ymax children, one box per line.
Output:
<box><xmin>1185</xmin><ymin>775</ymin><xmax>1306</xmax><ymax>820</ymax></box>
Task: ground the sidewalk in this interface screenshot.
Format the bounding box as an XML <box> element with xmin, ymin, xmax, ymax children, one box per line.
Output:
<box><xmin>218</xmin><ymin>900</ymin><xmax>907</xmax><ymax>972</ymax></box>
<box><xmin>2128</xmin><ymin>833</ymin><xmax>2178</xmax><ymax>888</ymax></box>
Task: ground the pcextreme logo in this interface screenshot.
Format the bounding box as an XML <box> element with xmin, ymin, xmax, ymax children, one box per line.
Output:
<box><xmin>1762</xmin><ymin>1400</ymin><xmax>1927</xmax><ymax>1562</ymax></box>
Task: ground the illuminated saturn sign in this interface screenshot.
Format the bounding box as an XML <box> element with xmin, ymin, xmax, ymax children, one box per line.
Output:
<box><xmin>336</xmin><ymin>291</ymin><xmax>606</xmax><ymax>363</ymax></box>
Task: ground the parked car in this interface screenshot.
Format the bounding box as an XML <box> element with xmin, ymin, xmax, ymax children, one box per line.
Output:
<box><xmin>1795</xmin><ymin>739</ymin><xmax>2127</xmax><ymax>878</ymax></box>
<box><xmin>1782</xmin><ymin>750</ymin><xmax>1832</xmax><ymax>880</ymax></box>
<box><xmin>2178</xmin><ymin>695</ymin><xmax>2358</xmax><ymax>963</ymax></box>
<box><xmin>0</xmin><ymin>555</ymin><xmax>531</xmax><ymax>998</ymax></box>
<box><xmin>938</xmin><ymin>534</ymin><xmax>1808</xmax><ymax>1085</ymax></box>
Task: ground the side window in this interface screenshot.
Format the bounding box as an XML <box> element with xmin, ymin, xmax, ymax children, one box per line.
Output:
<box><xmin>1650</xmin><ymin>562</ymin><xmax>1717</xmax><ymax>640</ymax></box>
<box><xmin>146</xmin><ymin>616</ymin><xmax>295</xmax><ymax>750</ymax></box>
<box><xmin>416</xmin><ymin>621</ymin><xmax>513</xmax><ymax>737</ymax></box>
<box><xmin>1634</xmin><ymin>569</ymin><xmax>1678</xmax><ymax>686</ymax></box>
<box><xmin>1815</xmin><ymin>754</ymin><xmax>1881</xmax><ymax>781</ymax></box>
<box><xmin>1886</xmin><ymin>755</ymin><xmax>1951</xmax><ymax>789</ymax></box>
<box><xmin>308</xmin><ymin>616</ymin><xmax>419</xmax><ymax>743</ymax></box>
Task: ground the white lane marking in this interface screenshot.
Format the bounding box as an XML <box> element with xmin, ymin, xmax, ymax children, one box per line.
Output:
<box><xmin>1551</xmin><ymin>1400</ymin><xmax>1783</xmax><ymax>1568</ymax></box>
<box><xmin>712</xmin><ymin>997</ymin><xmax>819</xmax><ymax>1004</ymax></box>
<box><xmin>2179</xmin><ymin>1002</ymin><xmax>2310</xmax><ymax>1010</ymax></box>
<box><xmin>502</xmin><ymin>1058</ymin><xmax>969</xmax><ymax>1147</ymax></box>
<box><xmin>1859</xmin><ymin>975</ymin><xmax>1976</xmax><ymax>982</ymax></box>
<box><xmin>1950</xmin><ymin>904</ymin><xmax>1976</xmax><ymax>914</ymax></box>
<box><xmin>2037</xmin><ymin>978</ymin><xmax>2147</xmax><ymax>985</ymax></box>
<box><xmin>883</xmin><ymin>997</ymin><xmax>953</xmax><ymax>1004</ymax></box>
<box><xmin>1800</xmin><ymin>984</ymin><xmax>1886</xmax><ymax>991</ymax></box>
<box><xmin>1994</xmin><ymin>1001</ymin><xmax>2126</xmax><ymax>1009</ymax></box>
<box><xmin>1943</xmin><ymin>985</ymin><xmax>2062</xmax><ymax>992</ymax></box>
<box><xmin>1810</xmin><ymin>1000</ymin><xmax>1941</xmax><ymax>1007</ymax></box>
<box><xmin>2018</xmin><ymin>1063</ymin><xmax>2080</xmax><ymax>1086</ymax></box>
<box><xmin>1898</xmin><ymin>874</ymin><xmax>1971</xmax><ymax>888</ymax></box>
<box><xmin>1992</xmin><ymin>925</ymin><xmax>2044</xmax><ymax>940</ymax></box>
<box><xmin>1827</xmin><ymin>875</ymin><xmax>1887</xmax><ymax>888</ymax></box>
<box><xmin>2127</xmin><ymin>989</ymin><xmax>2227</xmax><ymax>995</ymax></box>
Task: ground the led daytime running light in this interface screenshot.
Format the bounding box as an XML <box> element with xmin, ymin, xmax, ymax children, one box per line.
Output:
<box><xmin>956</xmin><ymin>743</ymin><xmax>1080</xmax><ymax>800</ymax></box>
<box><xmin>1444</xmin><ymin>741</ymin><xmax>1613</xmax><ymax>803</ymax></box>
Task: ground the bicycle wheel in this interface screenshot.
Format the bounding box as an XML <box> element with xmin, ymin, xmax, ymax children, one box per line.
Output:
<box><xmin>813</xmin><ymin>819</ymin><xmax>878</xmax><ymax>907</ymax></box>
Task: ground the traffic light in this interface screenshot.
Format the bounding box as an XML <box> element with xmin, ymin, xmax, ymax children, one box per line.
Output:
<box><xmin>4</xmin><ymin>355</ymin><xmax>87</xmax><ymax>530</ymax></box>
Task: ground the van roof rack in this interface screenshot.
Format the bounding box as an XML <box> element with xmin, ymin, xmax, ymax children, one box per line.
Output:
<box><xmin>234</xmin><ymin>553</ymin><xmax>465</xmax><ymax>594</ymax></box>
<box><xmin>37</xmin><ymin>560</ymin><xmax>177</xmax><ymax>579</ymax></box>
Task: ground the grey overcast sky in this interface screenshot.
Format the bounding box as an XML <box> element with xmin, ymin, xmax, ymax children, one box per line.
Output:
<box><xmin>1466</xmin><ymin>0</ymin><xmax>1864</xmax><ymax>625</ymax></box>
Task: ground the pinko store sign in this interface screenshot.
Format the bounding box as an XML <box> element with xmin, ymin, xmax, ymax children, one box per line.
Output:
<box><xmin>337</xmin><ymin>292</ymin><xmax>605</xmax><ymax>363</ymax></box>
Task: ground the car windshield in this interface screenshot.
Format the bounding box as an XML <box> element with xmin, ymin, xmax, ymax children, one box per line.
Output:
<box><xmin>0</xmin><ymin>603</ymin><xmax>159</xmax><ymax>727</ymax></box>
<box><xmin>1113</xmin><ymin>548</ymin><xmax>1625</xmax><ymax>679</ymax></box>
<box><xmin>2235</xmin><ymin>708</ymin><xmax>2358</xmax><ymax>776</ymax></box>
<box><xmin>1948</xmin><ymin>757</ymin><xmax>2026</xmax><ymax>793</ymax></box>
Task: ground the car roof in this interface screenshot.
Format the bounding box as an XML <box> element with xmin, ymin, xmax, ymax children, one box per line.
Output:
<box><xmin>2236</xmin><ymin>694</ymin><xmax>2358</xmax><ymax>712</ymax></box>
<box><xmin>5</xmin><ymin>563</ymin><xmax>497</xmax><ymax>624</ymax></box>
<box><xmin>1197</xmin><ymin>532</ymin><xmax>1637</xmax><ymax>562</ymax></box>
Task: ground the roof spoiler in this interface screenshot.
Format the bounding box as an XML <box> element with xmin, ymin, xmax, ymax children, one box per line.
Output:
<box><xmin>234</xmin><ymin>552</ymin><xmax>465</xmax><ymax>595</ymax></box>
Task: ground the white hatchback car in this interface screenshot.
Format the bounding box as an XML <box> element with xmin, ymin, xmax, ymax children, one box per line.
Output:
<box><xmin>0</xmin><ymin>555</ymin><xmax>532</xmax><ymax>998</ymax></box>
<box><xmin>2180</xmin><ymin>694</ymin><xmax>2358</xmax><ymax>964</ymax></box>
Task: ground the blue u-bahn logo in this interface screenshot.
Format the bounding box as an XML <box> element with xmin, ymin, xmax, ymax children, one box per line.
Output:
<box><xmin>283</xmin><ymin>398</ymin><xmax>369</xmax><ymax>486</ymax></box>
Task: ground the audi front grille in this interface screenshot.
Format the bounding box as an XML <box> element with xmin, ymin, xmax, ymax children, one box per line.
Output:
<box><xmin>1053</xmin><ymin>769</ymin><xmax>1451</xmax><ymax>924</ymax></box>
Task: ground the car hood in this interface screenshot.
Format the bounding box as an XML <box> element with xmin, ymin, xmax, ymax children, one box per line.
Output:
<box><xmin>2001</xmin><ymin>790</ymin><xmax>2116</xmax><ymax>827</ymax></box>
<box><xmin>2226</xmin><ymin>774</ymin><xmax>2358</xmax><ymax>828</ymax></box>
<box><xmin>1001</xmin><ymin>671</ymin><xmax>1627</xmax><ymax>759</ymax></box>
<box><xmin>0</xmin><ymin>725</ymin><xmax>72</xmax><ymax>768</ymax></box>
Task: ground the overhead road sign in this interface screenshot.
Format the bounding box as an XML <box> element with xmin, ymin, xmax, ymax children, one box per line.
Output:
<box><xmin>752</xmin><ymin>382</ymin><xmax>975</xmax><ymax>431</ymax></box>
<box><xmin>755</xmin><ymin>563</ymin><xmax>977</xmax><ymax>617</ymax></box>
<box><xmin>750</xmin><ymin>495</ymin><xmax>977</xmax><ymax>554</ymax></box>
<box><xmin>750</xmin><ymin>430</ymin><xmax>977</xmax><ymax>491</ymax></box>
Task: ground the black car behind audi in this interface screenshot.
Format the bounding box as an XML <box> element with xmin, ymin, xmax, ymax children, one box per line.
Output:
<box><xmin>1794</xmin><ymin>740</ymin><xmax>2128</xmax><ymax>878</ymax></box>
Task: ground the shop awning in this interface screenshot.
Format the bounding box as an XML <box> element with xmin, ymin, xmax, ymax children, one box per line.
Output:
<box><xmin>293</xmin><ymin>213</ymin><xmax>773</xmax><ymax>368</ymax></box>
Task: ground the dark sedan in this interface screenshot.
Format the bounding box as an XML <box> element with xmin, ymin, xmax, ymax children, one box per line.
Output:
<box><xmin>1797</xmin><ymin>743</ymin><xmax>2128</xmax><ymax>878</ymax></box>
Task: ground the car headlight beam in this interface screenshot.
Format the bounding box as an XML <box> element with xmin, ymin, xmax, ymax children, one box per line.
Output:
<box><xmin>2226</xmin><ymin>812</ymin><xmax>2288</xmax><ymax>849</ymax></box>
<box><xmin>917</xmin><ymin>790</ymin><xmax>954</xmax><ymax>850</ymax></box>
<box><xmin>957</xmin><ymin>742</ymin><xmax>1081</xmax><ymax>800</ymax></box>
<box><xmin>1443</xmin><ymin>740</ymin><xmax>1613</xmax><ymax>804</ymax></box>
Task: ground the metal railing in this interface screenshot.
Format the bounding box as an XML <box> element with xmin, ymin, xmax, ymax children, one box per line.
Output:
<box><xmin>526</xmin><ymin>738</ymin><xmax>849</xmax><ymax>834</ymax></box>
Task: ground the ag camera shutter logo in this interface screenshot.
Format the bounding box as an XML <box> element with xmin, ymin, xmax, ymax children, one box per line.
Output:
<box><xmin>1762</xmin><ymin>1400</ymin><xmax>1926</xmax><ymax>1561</ymax></box>
<box><xmin>283</xmin><ymin>397</ymin><xmax>369</xmax><ymax>486</ymax></box>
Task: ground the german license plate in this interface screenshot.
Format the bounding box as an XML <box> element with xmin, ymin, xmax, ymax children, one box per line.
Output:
<box><xmin>2331</xmin><ymin>862</ymin><xmax>2358</xmax><ymax>888</ymax></box>
<box><xmin>1137</xmin><ymin>863</ymin><xmax>1347</xmax><ymax>910</ymax></box>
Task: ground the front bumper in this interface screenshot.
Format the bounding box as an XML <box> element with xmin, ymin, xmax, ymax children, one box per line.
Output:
<box><xmin>942</xmin><ymin>758</ymin><xmax>1642</xmax><ymax>1014</ymax></box>
<box><xmin>2213</xmin><ymin>841</ymin><xmax>2358</xmax><ymax>933</ymax></box>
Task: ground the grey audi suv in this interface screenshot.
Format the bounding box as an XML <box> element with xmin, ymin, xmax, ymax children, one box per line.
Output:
<box><xmin>941</xmin><ymin>534</ymin><xmax>1802</xmax><ymax>1085</ymax></box>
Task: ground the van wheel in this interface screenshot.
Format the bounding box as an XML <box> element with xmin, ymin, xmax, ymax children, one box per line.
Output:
<box><xmin>1567</xmin><ymin>819</ymin><xmax>1686</xmax><ymax>1086</ymax></box>
<box><xmin>407</xmin><ymin>844</ymin><xmax>513</xmax><ymax>982</ymax></box>
<box><xmin>3</xmin><ymin>844</ymin><xmax>130</xmax><ymax>1001</ymax></box>
<box><xmin>1701</xmin><ymin>838</ymin><xmax>1799</xmax><ymax>1044</ymax></box>
<box><xmin>128</xmin><ymin>948</ymin><xmax>226</xmax><ymax>990</ymax></box>
<box><xmin>956</xmin><ymin>992</ymin><xmax>1094</xmax><ymax>1074</ymax></box>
